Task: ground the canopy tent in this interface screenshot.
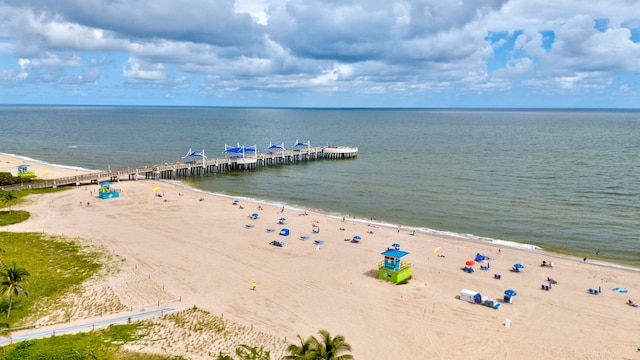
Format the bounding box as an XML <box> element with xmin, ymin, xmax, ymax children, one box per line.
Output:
<box><xmin>293</xmin><ymin>140</ymin><xmax>311</xmax><ymax>151</ymax></box>
<box><xmin>267</xmin><ymin>142</ymin><xmax>286</xmax><ymax>156</ymax></box>
<box><xmin>224</xmin><ymin>143</ymin><xmax>257</xmax><ymax>159</ymax></box>
<box><xmin>182</xmin><ymin>148</ymin><xmax>207</xmax><ymax>159</ymax></box>
<box><xmin>475</xmin><ymin>253</ymin><xmax>486</xmax><ymax>262</ymax></box>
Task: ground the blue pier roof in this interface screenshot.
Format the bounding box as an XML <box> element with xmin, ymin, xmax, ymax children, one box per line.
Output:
<box><xmin>381</xmin><ymin>249</ymin><xmax>409</xmax><ymax>259</ymax></box>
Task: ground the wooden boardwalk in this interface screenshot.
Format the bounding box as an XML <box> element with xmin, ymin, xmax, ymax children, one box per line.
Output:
<box><xmin>1</xmin><ymin>146</ymin><xmax>357</xmax><ymax>191</ymax></box>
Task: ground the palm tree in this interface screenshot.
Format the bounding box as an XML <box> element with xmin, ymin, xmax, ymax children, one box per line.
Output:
<box><xmin>308</xmin><ymin>330</ymin><xmax>353</xmax><ymax>360</ymax></box>
<box><xmin>1</xmin><ymin>192</ymin><xmax>18</xmax><ymax>214</ymax></box>
<box><xmin>283</xmin><ymin>335</ymin><xmax>315</xmax><ymax>360</ymax></box>
<box><xmin>0</xmin><ymin>263</ymin><xmax>30</xmax><ymax>318</ymax></box>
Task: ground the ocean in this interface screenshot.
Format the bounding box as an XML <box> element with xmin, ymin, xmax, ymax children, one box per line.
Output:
<box><xmin>1</xmin><ymin>106</ymin><xmax>639</xmax><ymax>267</ymax></box>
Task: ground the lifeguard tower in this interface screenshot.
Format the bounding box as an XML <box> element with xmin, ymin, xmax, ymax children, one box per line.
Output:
<box><xmin>98</xmin><ymin>181</ymin><xmax>120</xmax><ymax>199</ymax></box>
<box><xmin>378</xmin><ymin>244</ymin><xmax>411</xmax><ymax>284</ymax></box>
<box><xmin>17</xmin><ymin>164</ymin><xmax>35</xmax><ymax>178</ymax></box>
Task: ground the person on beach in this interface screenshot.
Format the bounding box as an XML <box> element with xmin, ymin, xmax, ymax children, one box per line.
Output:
<box><xmin>252</xmin><ymin>282</ymin><xmax>257</xmax><ymax>291</ymax></box>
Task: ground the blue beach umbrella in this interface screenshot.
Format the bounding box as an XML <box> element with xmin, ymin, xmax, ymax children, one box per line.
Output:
<box><xmin>504</xmin><ymin>289</ymin><xmax>517</xmax><ymax>297</ymax></box>
<box><xmin>353</xmin><ymin>235</ymin><xmax>362</xmax><ymax>240</ymax></box>
<box><xmin>513</xmin><ymin>263</ymin><xmax>524</xmax><ymax>269</ymax></box>
<box><xmin>391</xmin><ymin>243</ymin><xmax>400</xmax><ymax>248</ymax></box>
<box><xmin>252</xmin><ymin>213</ymin><xmax>259</xmax><ymax>218</ymax></box>
<box><xmin>279</xmin><ymin>217</ymin><xmax>286</xmax><ymax>221</ymax></box>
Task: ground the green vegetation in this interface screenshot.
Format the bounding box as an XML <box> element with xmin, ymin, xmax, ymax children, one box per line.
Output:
<box><xmin>0</xmin><ymin>211</ymin><xmax>29</xmax><ymax>226</ymax></box>
<box><xmin>0</xmin><ymin>232</ymin><xmax>102</xmax><ymax>326</ymax></box>
<box><xmin>0</xmin><ymin>173</ymin><xmax>36</xmax><ymax>187</ymax></box>
<box><xmin>283</xmin><ymin>330</ymin><xmax>353</xmax><ymax>360</ymax></box>
<box><xmin>0</xmin><ymin>264</ymin><xmax>30</xmax><ymax>318</ymax></box>
<box><xmin>0</xmin><ymin>323</ymin><xmax>185</xmax><ymax>360</ymax></box>
<box><xmin>215</xmin><ymin>344</ymin><xmax>272</xmax><ymax>360</ymax></box>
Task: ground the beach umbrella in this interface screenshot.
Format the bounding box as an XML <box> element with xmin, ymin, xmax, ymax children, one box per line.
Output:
<box><xmin>279</xmin><ymin>217</ymin><xmax>286</xmax><ymax>221</ymax></box>
<box><xmin>513</xmin><ymin>263</ymin><xmax>524</xmax><ymax>269</ymax></box>
<box><xmin>392</xmin><ymin>243</ymin><xmax>401</xmax><ymax>248</ymax></box>
<box><xmin>465</xmin><ymin>260</ymin><xmax>475</xmax><ymax>266</ymax></box>
<box><xmin>433</xmin><ymin>246</ymin><xmax>442</xmax><ymax>254</ymax></box>
<box><xmin>353</xmin><ymin>235</ymin><xmax>362</xmax><ymax>240</ymax></box>
<box><xmin>504</xmin><ymin>289</ymin><xmax>517</xmax><ymax>297</ymax></box>
<box><xmin>251</xmin><ymin>213</ymin><xmax>259</xmax><ymax>218</ymax></box>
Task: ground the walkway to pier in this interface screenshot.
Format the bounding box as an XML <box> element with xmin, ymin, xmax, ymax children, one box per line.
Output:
<box><xmin>1</xmin><ymin>146</ymin><xmax>357</xmax><ymax>191</ymax></box>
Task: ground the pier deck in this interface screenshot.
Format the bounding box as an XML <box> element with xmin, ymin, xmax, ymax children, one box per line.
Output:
<box><xmin>1</xmin><ymin>146</ymin><xmax>357</xmax><ymax>191</ymax></box>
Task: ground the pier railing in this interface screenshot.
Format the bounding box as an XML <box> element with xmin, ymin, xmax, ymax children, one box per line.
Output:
<box><xmin>1</xmin><ymin>146</ymin><xmax>357</xmax><ymax>191</ymax></box>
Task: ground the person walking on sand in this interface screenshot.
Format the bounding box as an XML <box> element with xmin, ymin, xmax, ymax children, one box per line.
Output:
<box><xmin>252</xmin><ymin>282</ymin><xmax>257</xmax><ymax>291</ymax></box>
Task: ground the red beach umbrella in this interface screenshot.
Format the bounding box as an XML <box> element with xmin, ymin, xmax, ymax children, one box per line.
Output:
<box><xmin>465</xmin><ymin>260</ymin><xmax>475</xmax><ymax>266</ymax></box>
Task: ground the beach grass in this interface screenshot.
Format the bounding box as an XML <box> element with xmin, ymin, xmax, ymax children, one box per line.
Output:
<box><xmin>0</xmin><ymin>211</ymin><xmax>29</xmax><ymax>226</ymax></box>
<box><xmin>0</xmin><ymin>323</ymin><xmax>185</xmax><ymax>360</ymax></box>
<box><xmin>0</xmin><ymin>232</ymin><xmax>103</xmax><ymax>327</ymax></box>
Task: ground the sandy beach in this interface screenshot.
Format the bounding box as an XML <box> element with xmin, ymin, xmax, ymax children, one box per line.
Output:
<box><xmin>2</xmin><ymin>153</ymin><xmax>640</xmax><ymax>359</ymax></box>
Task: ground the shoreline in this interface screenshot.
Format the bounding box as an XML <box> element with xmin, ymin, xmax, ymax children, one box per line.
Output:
<box><xmin>3</xmin><ymin>152</ymin><xmax>638</xmax><ymax>272</ymax></box>
<box><xmin>2</xmin><ymin>153</ymin><xmax>640</xmax><ymax>358</ymax></box>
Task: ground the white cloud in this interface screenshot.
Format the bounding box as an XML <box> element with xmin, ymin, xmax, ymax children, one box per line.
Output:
<box><xmin>1</xmin><ymin>0</ymin><xmax>640</xmax><ymax>105</ymax></box>
<box><xmin>122</xmin><ymin>58</ymin><xmax>166</xmax><ymax>83</ymax></box>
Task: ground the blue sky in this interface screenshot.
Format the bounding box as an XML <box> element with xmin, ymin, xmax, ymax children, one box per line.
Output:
<box><xmin>1</xmin><ymin>0</ymin><xmax>640</xmax><ymax>108</ymax></box>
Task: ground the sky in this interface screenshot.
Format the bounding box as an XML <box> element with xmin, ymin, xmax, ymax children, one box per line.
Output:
<box><xmin>1</xmin><ymin>0</ymin><xmax>640</xmax><ymax>108</ymax></box>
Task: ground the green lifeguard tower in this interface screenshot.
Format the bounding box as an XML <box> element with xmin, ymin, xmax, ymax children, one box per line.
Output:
<box><xmin>98</xmin><ymin>181</ymin><xmax>120</xmax><ymax>199</ymax></box>
<box><xmin>378</xmin><ymin>244</ymin><xmax>411</xmax><ymax>284</ymax></box>
<box><xmin>17</xmin><ymin>164</ymin><xmax>35</xmax><ymax>178</ymax></box>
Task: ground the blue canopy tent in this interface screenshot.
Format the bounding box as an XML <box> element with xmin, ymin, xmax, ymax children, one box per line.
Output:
<box><xmin>293</xmin><ymin>140</ymin><xmax>310</xmax><ymax>152</ymax></box>
<box><xmin>224</xmin><ymin>143</ymin><xmax>257</xmax><ymax>160</ymax></box>
<box><xmin>267</xmin><ymin>142</ymin><xmax>286</xmax><ymax>156</ymax></box>
<box><xmin>475</xmin><ymin>253</ymin><xmax>486</xmax><ymax>262</ymax></box>
<box><xmin>182</xmin><ymin>148</ymin><xmax>207</xmax><ymax>167</ymax></box>
<box><xmin>279</xmin><ymin>228</ymin><xmax>290</xmax><ymax>236</ymax></box>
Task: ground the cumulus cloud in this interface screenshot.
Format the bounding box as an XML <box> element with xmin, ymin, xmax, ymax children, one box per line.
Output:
<box><xmin>0</xmin><ymin>0</ymin><xmax>639</xmax><ymax>105</ymax></box>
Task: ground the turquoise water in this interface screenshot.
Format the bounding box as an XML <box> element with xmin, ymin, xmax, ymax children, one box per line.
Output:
<box><xmin>1</xmin><ymin>106</ymin><xmax>639</xmax><ymax>266</ymax></box>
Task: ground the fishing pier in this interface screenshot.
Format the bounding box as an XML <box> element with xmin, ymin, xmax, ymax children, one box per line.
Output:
<box><xmin>1</xmin><ymin>145</ymin><xmax>358</xmax><ymax>191</ymax></box>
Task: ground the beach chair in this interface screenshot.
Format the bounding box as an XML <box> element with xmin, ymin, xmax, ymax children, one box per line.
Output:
<box><xmin>512</xmin><ymin>266</ymin><xmax>520</xmax><ymax>273</ymax></box>
<box><xmin>494</xmin><ymin>274</ymin><xmax>501</xmax><ymax>279</ymax></box>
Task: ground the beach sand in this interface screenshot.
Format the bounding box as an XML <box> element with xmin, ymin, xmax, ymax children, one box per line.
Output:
<box><xmin>2</xmin><ymin>153</ymin><xmax>640</xmax><ymax>359</ymax></box>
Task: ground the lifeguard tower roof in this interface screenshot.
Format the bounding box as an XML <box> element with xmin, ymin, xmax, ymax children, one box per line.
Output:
<box><xmin>380</xmin><ymin>249</ymin><xmax>409</xmax><ymax>259</ymax></box>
